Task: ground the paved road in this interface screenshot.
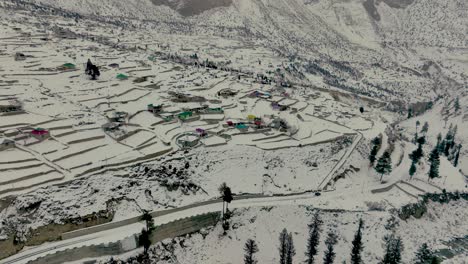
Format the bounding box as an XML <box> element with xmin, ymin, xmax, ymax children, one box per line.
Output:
<box><xmin>1</xmin><ymin>182</ymin><xmax>387</xmax><ymax>264</ymax></box>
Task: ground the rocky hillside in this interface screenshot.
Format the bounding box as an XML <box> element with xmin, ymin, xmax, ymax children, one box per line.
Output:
<box><xmin>7</xmin><ymin>0</ymin><xmax>467</xmax><ymax>101</ymax></box>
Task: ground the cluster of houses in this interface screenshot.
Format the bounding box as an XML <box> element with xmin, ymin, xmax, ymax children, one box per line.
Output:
<box><xmin>225</xmin><ymin>115</ymin><xmax>288</xmax><ymax>132</ymax></box>
<box><xmin>147</xmin><ymin>103</ymin><xmax>224</xmax><ymax>123</ymax></box>
<box><xmin>0</xmin><ymin>127</ymin><xmax>51</xmax><ymax>151</ymax></box>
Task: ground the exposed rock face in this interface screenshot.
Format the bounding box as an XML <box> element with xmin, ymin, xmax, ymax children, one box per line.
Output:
<box><xmin>151</xmin><ymin>0</ymin><xmax>232</xmax><ymax>16</ymax></box>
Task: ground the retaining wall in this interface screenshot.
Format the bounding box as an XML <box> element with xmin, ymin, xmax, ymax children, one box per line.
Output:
<box><xmin>28</xmin><ymin>212</ymin><xmax>220</xmax><ymax>264</ymax></box>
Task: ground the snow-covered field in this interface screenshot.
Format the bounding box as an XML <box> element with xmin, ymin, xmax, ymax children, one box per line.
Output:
<box><xmin>0</xmin><ymin>0</ymin><xmax>466</xmax><ymax>262</ymax></box>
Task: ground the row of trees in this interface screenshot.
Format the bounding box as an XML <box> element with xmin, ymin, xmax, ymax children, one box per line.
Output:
<box><xmin>243</xmin><ymin>212</ymin><xmax>364</xmax><ymax>264</ymax></box>
<box><xmin>408</xmin><ymin>122</ymin><xmax>462</xmax><ymax>182</ymax></box>
<box><xmin>369</xmin><ymin>136</ymin><xmax>393</xmax><ymax>183</ymax></box>
<box><xmin>243</xmin><ymin>212</ymin><xmax>440</xmax><ymax>263</ymax></box>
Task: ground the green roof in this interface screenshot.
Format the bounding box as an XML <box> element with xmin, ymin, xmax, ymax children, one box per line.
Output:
<box><xmin>62</xmin><ymin>63</ymin><xmax>76</xmax><ymax>68</ymax></box>
<box><xmin>178</xmin><ymin>111</ymin><xmax>193</xmax><ymax>119</ymax></box>
<box><xmin>116</xmin><ymin>74</ymin><xmax>128</xmax><ymax>79</ymax></box>
<box><xmin>236</xmin><ymin>124</ymin><xmax>248</xmax><ymax>129</ymax></box>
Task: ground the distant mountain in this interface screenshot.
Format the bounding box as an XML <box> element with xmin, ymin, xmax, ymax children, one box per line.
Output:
<box><xmin>12</xmin><ymin>0</ymin><xmax>467</xmax><ymax>102</ymax></box>
<box><xmin>151</xmin><ymin>0</ymin><xmax>232</xmax><ymax>16</ymax></box>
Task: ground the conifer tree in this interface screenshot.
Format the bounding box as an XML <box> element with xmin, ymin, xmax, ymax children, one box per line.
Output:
<box><xmin>369</xmin><ymin>145</ymin><xmax>378</xmax><ymax>165</ymax></box>
<box><xmin>244</xmin><ymin>239</ymin><xmax>259</xmax><ymax>264</ymax></box>
<box><xmin>453</xmin><ymin>144</ymin><xmax>461</xmax><ymax>167</ymax></box>
<box><xmin>219</xmin><ymin>182</ymin><xmax>233</xmax><ymax>221</ymax></box>
<box><xmin>436</xmin><ymin>133</ymin><xmax>442</xmax><ymax>149</ymax></box>
<box><xmin>380</xmin><ymin>234</ymin><xmax>403</xmax><ymax>264</ymax></box>
<box><xmin>421</xmin><ymin>122</ymin><xmax>429</xmax><ymax>135</ymax></box>
<box><xmin>279</xmin><ymin>228</ymin><xmax>289</xmax><ymax>264</ymax></box>
<box><xmin>414</xmin><ymin>243</ymin><xmax>439</xmax><ymax>264</ymax></box>
<box><xmin>409</xmin><ymin>161</ymin><xmax>417</xmax><ymax>179</ymax></box>
<box><xmin>454</xmin><ymin>97</ymin><xmax>460</xmax><ymax>112</ymax></box>
<box><xmin>140</xmin><ymin>210</ymin><xmax>155</xmax><ymax>232</ymax></box>
<box><xmin>286</xmin><ymin>232</ymin><xmax>295</xmax><ymax>264</ymax></box>
<box><xmin>428</xmin><ymin>148</ymin><xmax>440</xmax><ymax>181</ymax></box>
<box><xmin>375</xmin><ymin>151</ymin><xmax>392</xmax><ymax>182</ymax></box>
<box><xmin>323</xmin><ymin>231</ymin><xmax>338</xmax><ymax>264</ymax></box>
<box><xmin>138</xmin><ymin>228</ymin><xmax>151</xmax><ymax>255</ymax></box>
<box><xmin>305</xmin><ymin>211</ymin><xmax>322</xmax><ymax>264</ymax></box>
<box><xmin>350</xmin><ymin>218</ymin><xmax>364</xmax><ymax>264</ymax></box>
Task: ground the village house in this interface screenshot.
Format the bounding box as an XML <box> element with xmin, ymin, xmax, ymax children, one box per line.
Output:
<box><xmin>178</xmin><ymin>111</ymin><xmax>193</xmax><ymax>121</ymax></box>
<box><xmin>0</xmin><ymin>100</ymin><xmax>23</xmax><ymax>113</ymax></box>
<box><xmin>102</xmin><ymin>122</ymin><xmax>121</xmax><ymax>132</ymax></box>
<box><xmin>0</xmin><ymin>138</ymin><xmax>15</xmax><ymax>151</ymax></box>
<box><xmin>177</xmin><ymin>134</ymin><xmax>199</xmax><ymax>148</ymax></box>
<box><xmin>14</xmin><ymin>52</ymin><xmax>26</xmax><ymax>61</ymax></box>
<box><xmin>30</xmin><ymin>128</ymin><xmax>50</xmax><ymax>140</ymax></box>
<box><xmin>217</xmin><ymin>88</ymin><xmax>237</xmax><ymax>97</ymax></box>
<box><xmin>203</xmin><ymin>107</ymin><xmax>224</xmax><ymax>114</ymax></box>
<box><xmin>107</xmin><ymin>111</ymin><xmax>128</xmax><ymax>123</ymax></box>
<box><xmin>147</xmin><ymin>104</ymin><xmax>163</xmax><ymax>114</ymax></box>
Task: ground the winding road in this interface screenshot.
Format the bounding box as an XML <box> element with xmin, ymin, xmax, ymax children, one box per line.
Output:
<box><xmin>1</xmin><ymin>133</ymin><xmax>368</xmax><ymax>264</ymax></box>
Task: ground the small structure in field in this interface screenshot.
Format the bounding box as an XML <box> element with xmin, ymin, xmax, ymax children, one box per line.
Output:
<box><xmin>176</xmin><ymin>134</ymin><xmax>200</xmax><ymax>148</ymax></box>
<box><xmin>195</xmin><ymin>128</ymin><xmax>207</xmax><ymax>137</ymax></box>
<box><xmin>148</xmin><ymin>104</ymin><xmax>163</xmax><ymax>114</ymax></box>
<box><xmin>178</xmin><ymin>111</ymin><xmax>193</xmax><ymax>121</ymax></box>
<box><xmin>60</xmin><ymin>63</ymin><xmax>76</xmax><ymax>70</ymax></box>
<box><xmin>270</xmin><ymin>118</ymin><xmax>288</xmax><ymax>131</ymax></box>
<box><xmin>14</xmin><ymin>52</ymin><xmax>26</xmax><ymax>61</ymax></box>
<box><xmin>253</xmin><ymin>118</ymin><xmax>264</xmax><ymax>129</ymax></box>
<box><xmin>116</xmin><ymin>73</ymin><xmax>129</xmax><ymax>80</ymax></box>
<box><xmin>217</xmin><ymin>88</ymin><xmax>237</xmax><ymax>97</ymax></box>
<box><xmin>31</xmin><ymin>128</ymin><xmax>50</xmax><ymax>140</ymax></box>
<box><xmin>107</xmin><ymin>111</ymin><xmax>128</xmax><ymax>123</ymax></box>
<box><xmin>0</xmin><ymin>100</ymin><xmax>23</xmax><ymax>113</ymax></box>
<box><xmin>236</xmin><ymin>123</ymin><xmax>249</xmax><ymax>132</ymax></box>
<box><xmin>0</xmin><ymin>138</ymin><xmax>15</xmax><ymax>151</ymax></box>
<box><xmin>271</xmin><ymin>102</ymin><xmax>289</xmax><ymax>111</ymax></box>
<box><xmin>203</xmin><ymin>107</ymin><xmax>224</xmax><ymax>114</ymax></box>
<box><xmin>247</xmin><ymin>115</ymin><xmax>256</xmax><ymax>121</ymax></box>
<box><xmin>160</xmin><ymin>113</ymin><xmax>175</xmax><ymax>122</ymax></box>
<box><xmin>102</xmin><ymin>122</ymin><xmax>121</xmax><ymax>132</ymax></box>
<box><xmin>249</xmin><ymin>90</ymin><xmax>271</xmax><ymax>99</ymax></box>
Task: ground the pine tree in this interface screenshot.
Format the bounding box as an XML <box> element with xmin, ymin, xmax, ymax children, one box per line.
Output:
<box><xmin>138</xmin><ymin>228</ymin><xmax>151</xmax><ymax>255</ymax></box>
<box><xmin>421</xmin><ymin>122</ymin><xmax>429</xmax><ymax>135</ymax></box>
<box><xmin>244</xmin><ymin>239</ymin><xmax>259</xmax><ymax>264</ymax></box>
<box><xmin>286</xmin><ymin>232</ymin><xmax>295</xmax><ymax>264</ymax></box>
<box><xmin>436</xmin><ymin>133</ymin><xmax>442</xmax><ymax>149</ymax></box>
<box><xmin>417</xmin><ymin>136</ymin><xmax>426</xmax><ymax>146</ymax></box>
<box><xmin>409</xmin><ymin>162</ymin><xmax>417</xmax><ymax>180</ymax></box>
<box><xmin>453</xmin><ymin>144</ymin><xmax>461</xmax><ymax>167</ymax></box>
<box><xmin>428</xmin><ymin>148</ymin><xmax>440</xmax><ymax>181</ymax></box>
<box><xmin>305</xmin><ymin>211</ymin><xmax>322</xmax><ymax>264</ymax></box>
<box><xmin>414</xmin><ymin>243</ymin><xmax>440</xmax><ymax>264</ymax></box>
<box><xmin>380</xmin><ymin>234</ymin><xmax>403</xmax><ymax>264</ymax></box>
<box><xmin>350</xmin><ymin>219</ymin><xmax>364</xmax><ymax>264</ymax></box>
<box><xmin>140</xmin><ymin>210</ymin><xmax>155</xmax><ymax>233</ymax></box>
<box><xmin>219</xmin><ymin>182</ymin><xmax>233</xmax><ymax>222</ymax></box>
<box><xmin>279</xmin><ymin>228</ymin><xmax>289</xmax><ymax>264</ymax></box>
<box><xmin>375</xmin><ymin>151</ymin><xmax>392</xmax><ymax>182</ymax></box>
<box><xmin>323</xmin><ymin>231</ymin><xmax>338</xmax><ymax>264</ymax></box>
<box><xmin>369</xmin><ymin>145</ymin><xmax>378</xmax><ymax>165</ymax></box>
<box><xmin>454</xmin><ymin>97</ymin><xmax>460</xmax><ymax>112</ymax></box>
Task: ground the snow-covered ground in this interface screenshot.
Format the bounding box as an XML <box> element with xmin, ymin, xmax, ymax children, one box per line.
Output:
<box><xmin>0</xmin><ymin>0</ymin><xmax>466</xmax><ymax>262</ymax></box>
